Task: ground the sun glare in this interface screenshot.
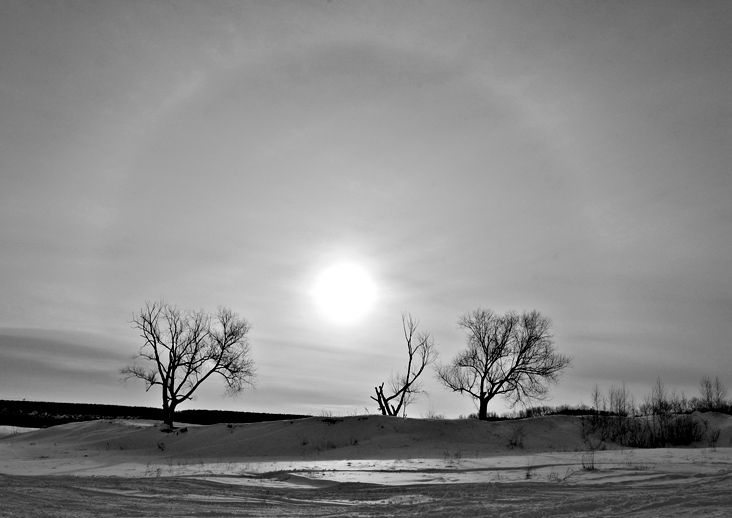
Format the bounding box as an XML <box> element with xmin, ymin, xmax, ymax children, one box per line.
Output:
<box><xmin>312</xmin><ymin>263</ymin><xmax>376</xmax><ymax>325</ymax></box>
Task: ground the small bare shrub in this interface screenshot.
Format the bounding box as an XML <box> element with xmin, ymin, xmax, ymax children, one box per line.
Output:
<box><xmin>708</xmin><ymin>426</ymin><xmax>721</xmax><ymax>449</ymax></box>
<box><xmin>507</xmin><ymin>425</ymin><xmax>526</xmax><ymax>449</ymax></box>
<box><xmin>443</xmin><ymin>449</ymin><xmax>463</xmax><ymax>465</ymax></box>
<box><xmin>423</xmin><ymin>407</ymin><xmax>446</xmax><ymax>419</ymax></box>
<box><xmin>581</xmin><ymin>450</ymin><xmax>596</xmax><ymax>471</ymax></box>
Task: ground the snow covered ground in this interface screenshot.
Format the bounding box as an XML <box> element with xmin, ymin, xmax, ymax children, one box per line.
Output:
<box><xmin>1</xmin><ymin>414</ymin><xmax>731</xmax><ymax>516</ymax></box>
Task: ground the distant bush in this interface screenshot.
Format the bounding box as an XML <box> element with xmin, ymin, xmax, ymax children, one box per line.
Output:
<box><xmin>583</xmin><ymin>412</ymin><xmax>710</xmax><ymax>448</ymax></box>
<box><xmin>513</xmin><ymin>404</ymin><xmax>593</xmax><ymax>419</ymax></box>
<box><xmin>458</xmin><ymin>374</ymin><xmax>729</xmax><ymax>427</ymax></box>
<box><xmin>580</xmin><ymin>377</ymin><xmax>724</xmax><ymax>448</ymax></box>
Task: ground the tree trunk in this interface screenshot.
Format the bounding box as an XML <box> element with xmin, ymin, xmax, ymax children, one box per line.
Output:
<box><xmin>374</xmin><ymin>384</ymin><xmax>398</xmax><ymax>416</ymax></box>
<box><xmin>478</xmin><ymin>396</ymin><xmax>489</xmax><ymax>421</ymax></box>
<box><xmin>164</xmin><ymin>406</ymin><xmax>176</xmax><ymax>428</ymax></box>
<box><xmin>162</xmin><ymin>388</ymin><xmax>175</xmax><ymax>427</ymax></box>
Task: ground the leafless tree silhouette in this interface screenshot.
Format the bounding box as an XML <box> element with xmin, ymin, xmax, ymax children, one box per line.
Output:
<box><xmin>436</xmin><ymin>309</ymin><xmax>570</xmax><ymax>420</ymax></box>
<box><xmin>371</xmin><ymin>313</ymin><xmax>437</xmax><ymax>417</ymax></box>
<box><xmin>120</xmin><ymin>300</ymin><xmax>255</xmax><ymax>427</ymax></box>
<box><xmin>699</xmin><ymin>375</ymin><xmax>727</xmax><ymax>411</ymax></box>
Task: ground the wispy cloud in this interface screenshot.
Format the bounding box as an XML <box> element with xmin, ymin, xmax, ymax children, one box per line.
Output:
<box><xmin>0</xmin><ymin>1</ymin><xmax>729</xmax><ymax>416</ymax></box>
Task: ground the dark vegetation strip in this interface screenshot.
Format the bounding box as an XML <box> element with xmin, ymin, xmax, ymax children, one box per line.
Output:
<box><xmin>0</xmin><ymin>400</ymin><xmax>310</xmax><ymax>428</ymax></box>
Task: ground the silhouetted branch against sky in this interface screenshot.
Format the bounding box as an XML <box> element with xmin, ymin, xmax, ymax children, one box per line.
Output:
<box><xmin>372</xmin><ymin>312</ymin><xmax>436</xmax><ymax>417</ymax></box>
<box><xmin>120</xmin><ymin>300</ymin><xmax>255</xmax><ymax>425</ymax></box>
<box><xmin>436</xmin><ymin>309</ymin><xmax>571</xmax><ymax>419</ymax></box>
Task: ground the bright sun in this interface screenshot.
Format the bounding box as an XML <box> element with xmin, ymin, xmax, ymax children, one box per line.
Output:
<box><xmin>312</xmin><ymin>263</ymin><xmax>376</xmax><ymax>325</ymax></box>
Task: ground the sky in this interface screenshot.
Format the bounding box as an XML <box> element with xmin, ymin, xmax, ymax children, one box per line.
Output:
<box><xmin>1</xmin><ymin>0</ymin><xmax>730</xmax><ymax>419</ymax></box>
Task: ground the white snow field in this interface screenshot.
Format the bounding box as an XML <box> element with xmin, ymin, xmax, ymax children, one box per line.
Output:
<box><xmin>1</xmin><ymin>414</ymin><xmax>731</xmax><ymax>516</ymax></box>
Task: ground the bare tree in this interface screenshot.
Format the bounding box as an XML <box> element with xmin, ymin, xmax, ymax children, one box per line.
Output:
<box><xmin>713</xmin><ymin>376</ymin><xmax>728</xmax><ymax>410</ymax></box>
<box><xmin>699</xmin><ymin>375</ymin><xmax>714</xmax><ymax>410</ymax></box>
<box><xmin>435</xmin><ymin>309</ymin><xmax>570</xmax><ymax>420</ymax></box>
<box><xmin>699</xmin><ymin>375</ymin><xmax>727</xmax><ymax>411</ymax></box>
<box><xmin>371</xmin><ymin>313</ymin><xmax>437</xmax><ymax>417</ymax></box>
<box><xmin>609</xmin><ymin>382</ymin><xmax>634</xmax><ymax>417</ymax></box>
<box><xmin>591</xmin><ymin>384</ymin><xmax>604</xmax><ymax>414</ymax></box>
<box><xmin>647</xmin><ymin>377</ymin><xmax>669</xmax><ymax>415</ymax></box>
<box><xmin>120</xmin><ymin>300</ymin><xmax>255</xmax><ymax>427</ymax></box>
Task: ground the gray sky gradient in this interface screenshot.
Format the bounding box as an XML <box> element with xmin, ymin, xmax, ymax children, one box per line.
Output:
<box><xmin>1</xmin><ymin>1</ymin><xmax>730</xmax><ymax>417</ymax></box>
